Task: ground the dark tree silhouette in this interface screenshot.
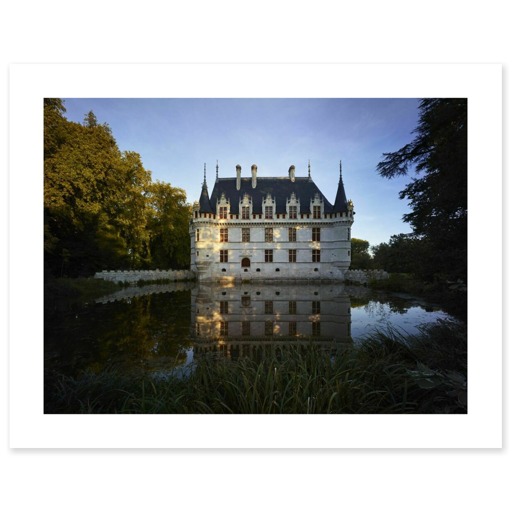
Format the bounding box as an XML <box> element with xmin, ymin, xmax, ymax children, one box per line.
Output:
<box><xmin>377</xmin><ymin>99</ymin><xmax>467</xmax><ymax>281</ymax></box>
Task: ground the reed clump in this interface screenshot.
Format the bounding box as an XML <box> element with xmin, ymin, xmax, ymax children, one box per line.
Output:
<box><xmin>45</xmin><ymin>319</ymin><xmax>466</xmax><ymax>414</ymax></box>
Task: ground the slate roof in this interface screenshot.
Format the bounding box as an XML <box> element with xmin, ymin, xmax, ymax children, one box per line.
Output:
<box><xmin>199</xmin><ymin>176</ymin><xmax>349</xmax><ymax>215</ymax></box>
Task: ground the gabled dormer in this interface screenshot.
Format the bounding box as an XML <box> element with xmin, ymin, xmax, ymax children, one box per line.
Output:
<box><xmin>239</xmin><ymin>193</ymin><xmax>253</xmax><ymax>220</ymax></box>
<box><xmin>286</xmin><ymin>192</ymin><xmax>300</xmax><ymax>219</ymax></box>
<box><xmin>217</xmin><ymin>192</ymin><xmax>230</xmax><ymax>219</ymax></box>
<box><xmin>310</xmin><ymin>192</ymin><xmax>324</xmax><ymax>219</ymax></box>
<box><xmin>262</xmin><ymin>192</ymin><xmax>275</xmax><ymax>220</ymax></box>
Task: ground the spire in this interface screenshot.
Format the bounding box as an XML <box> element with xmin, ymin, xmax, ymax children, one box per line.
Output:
<box><xmin>333</xmin><ymin>160</ymin><xmax>348</xmax><ymax>214</ymax></box>
<box><xmin>308</xmin><ymin>160</ymin><xmax>311</xmax><ymax>181</ymax></box>
<box><xmin>199</xmin><ymin>163</ymin><xmax>213</xmax><ymax>213</ymax></box>
<box><xmin>216</xmin><ymin>160</ymin><xmax>219</xmax><ymax>182</ymax></box>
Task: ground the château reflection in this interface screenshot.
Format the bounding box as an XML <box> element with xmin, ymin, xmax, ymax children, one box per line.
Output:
<box><xmin>191</xmin><ymin>282</ymin><xmax>352</xmax><ymax>359</ymax></box>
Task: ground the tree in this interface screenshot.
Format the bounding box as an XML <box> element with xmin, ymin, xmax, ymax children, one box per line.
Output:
<box><xmin>350</xmin><ymin>238</ymin><xmax>373</xmax><ymax>270</ymax></box>
<box><xmin>147</xmin><ymin>181</ymin><xmax>191</xmax><ymax>269</ymax></box>
<box><xmin>377</xmin><ymin>99</ymin><xmax>467</xmax><ymax>281</ymax></box>
<box><xmin>372</xmin><ymin>233</ymin><xmax>427</xmax><ymax>275</ymax></box>
<box><xmin>44</xmin><ymin>100</ymin><xmax>192</xmax><ymax>276</ymax></box>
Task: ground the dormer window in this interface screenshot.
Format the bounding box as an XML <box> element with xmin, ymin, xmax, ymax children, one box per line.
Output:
<box><xmin>240</xmin><ymin>194</ymin><xmax>252</xmax><ymax>219</ymax></box>
<box><xmin>311</xmin><ymin>193</ymin><xmax>324</xmax><ymax>219</ymax></box>
<box><xmin>287</xmin><ymin>192</ymin><xmax>300</xmax><ymax>219</ymax></box>
<box><xmin>217</xmin><ymin>193</ymin><xmax>230</xmax><ymax>219</ymax></box>
<box><xmin>263</xmin><ymin>193</ymin><xmax>275</xmax><ymax>220</ymax></box>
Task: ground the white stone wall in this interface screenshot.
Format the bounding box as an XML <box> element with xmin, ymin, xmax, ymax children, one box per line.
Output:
<box><xmin>344</xmin><ymin>269</ymin><xmax>389</xmax><ymax>284</ymax></box>
<box><xmin>94</xmin><ymin>269</ymin><xmax>195</xmax><ymax>284</ymax></box>
<box><xmin>190</xmin><ymin>214</ymin><xmax>354</xmax><ymax>281</ymax></box>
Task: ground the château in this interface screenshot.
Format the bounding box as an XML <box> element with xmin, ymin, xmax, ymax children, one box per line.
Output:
<box><xmin>190</xmin><ymin>162</ymin><xmax>354</xmax><ymax>281</ymax></box>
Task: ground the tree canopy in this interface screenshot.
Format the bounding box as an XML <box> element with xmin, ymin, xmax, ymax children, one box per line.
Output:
<box><xmin>349</xmin><ymin>238</ymin><xmax>373</xmax><ymax>270</ymax></box>
<box><xmin>376</xmin><ymin>99</ymin><xmax>467</xmax><ymax>281</ymax></box>
<box><xmin>44</xmin><ymin>99</ymin><xmax>191</xmax><ymax>277</ymax></box>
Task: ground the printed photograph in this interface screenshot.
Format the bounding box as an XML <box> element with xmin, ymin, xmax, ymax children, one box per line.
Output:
<box><xmin>44</xmin><ymin>98</ymin><xmax>467</xmax><ymax>414</ymax></box>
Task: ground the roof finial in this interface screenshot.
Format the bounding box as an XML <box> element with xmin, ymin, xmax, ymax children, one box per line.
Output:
<box><xmin>308</xmin><ymin>159</ymin><xmax>311</xmax><ymax>180</ymax></box>
<box><xmin>339</xmin><ymin>160</ymin><xmax>343</xmax><ymax>182</ymax></box>
<box><xmin>216</xmin><ymin>160</ymin><xmax>219</xmax><ymax>181</ymax></box>
<box><xmin>203</xmin><ymin>163</ymin><xmax>207</xmax><ymax>185</ymax></box>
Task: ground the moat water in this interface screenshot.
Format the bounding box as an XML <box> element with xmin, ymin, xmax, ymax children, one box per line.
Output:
<box><xmin>45</xmin><ymin>282</ymin><xmax>455</xmax><ymax>380</ymax></box>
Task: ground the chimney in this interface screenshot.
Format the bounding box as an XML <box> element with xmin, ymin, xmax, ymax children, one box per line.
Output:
<box><xmin>288</xmin><ymin>165</ymin><xmax>296</xmax><ymax>182</ymax></box>
<box><xmin>236</xmin><ymin>164</ymin><xmax>242</xmax><ymax>190</ymax></box>
<box><xmin>251</xmin><ymin>164</ymin><xmax>257</xmax><ymax>188</ymax></box>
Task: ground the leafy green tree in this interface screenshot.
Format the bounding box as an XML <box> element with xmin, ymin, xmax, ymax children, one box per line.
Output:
<box><xmin>44</xmin><ymin>99</ymin><xmax>192</xmax><ymax>276</ymax></box>
<box><xmin>377</xmin><ymin>99</ymin><xmax>467</xmax><ymax>281</ymax></box>
<box><xmin>350</xmin><ymin>238</ymin><xmax>373</xmax><ymax>269</ymax></box>
<box><xmin>372</xmin><ymin>233</ymin><xmax>427</xmax><ymax>274</ymax></box>
<box><xmin>147</xmin><ymin>181</ymin><xmax>191</xmax><ymax>269</ymax></box>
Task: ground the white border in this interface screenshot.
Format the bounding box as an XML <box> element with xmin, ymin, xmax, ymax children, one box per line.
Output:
<box><xmin>9</xmin><ymin>63</ymin><xmax>502</xmax><ymax>448</ymax></box>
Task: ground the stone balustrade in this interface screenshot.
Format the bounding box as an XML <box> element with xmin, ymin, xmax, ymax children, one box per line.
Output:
<box><xmin>94</xmin><ymin>269</ymin><xmax>196</xmax><ymax>284</ymax></box>
<box><xmin>343</xmin><ymin>269</ymin><xmax>389</xmax><ymax>284</ymax></box>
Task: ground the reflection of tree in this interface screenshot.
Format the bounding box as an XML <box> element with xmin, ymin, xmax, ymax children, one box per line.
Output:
<box><xmin>45</xmin><ymin>290</ymin><xmax>193</xmax><ymax>377</ymax></box>
<box><xmin>363</xmin><ymin>301</ymin><xmax>391</xmax><ymax>322</ymax></box>
<box><xmin>350</xmin><ymin>293</ymin><xmax>411</xmax><ymax>315</ymax></box>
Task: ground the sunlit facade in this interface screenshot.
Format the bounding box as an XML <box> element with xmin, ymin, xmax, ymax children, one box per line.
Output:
<box><xmin>190</xmin><ymin>162</ymin><xmax>354</xmax><ymax>281</ymax></box>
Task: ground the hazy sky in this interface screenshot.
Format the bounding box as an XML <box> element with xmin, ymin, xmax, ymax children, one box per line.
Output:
<box><xmin>61</xmin><ymin>98</ymin><xmax>420</xmax><ymax>247</ymax></box>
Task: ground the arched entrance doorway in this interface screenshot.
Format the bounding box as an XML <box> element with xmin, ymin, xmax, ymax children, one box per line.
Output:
<box><xmin>241</xmin><ymin>257</ymin><xmax>251</xmax><ymax>268</ymax></box>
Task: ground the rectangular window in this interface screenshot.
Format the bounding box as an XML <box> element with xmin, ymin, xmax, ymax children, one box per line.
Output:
<box><xmin>288</xmin><ymin>321</ymin><xmax>297</xmax><ymax>336</ymax></box>
<box><xmin>220</xmin><ymin>301</ymin><xmax>229</xmax><ymax>314</ymax></box>
<box><xmin>265</xmin><ymin>227</ymin><xmax>273</xmax><ymax>243</ymax></box>
<box><xmin>288</xmin><ymin>205</ymin><xmax>297</xmax><ymax>219</ymax></box>
<box><xmin>311</xmin><ymin>321</ymin><xmax>321</xmax><ymax>336</ymax></box>
<box><xmin>265</xmin><ymin>301</ymin><xmax>273</xmax><ymax>314</ymax></box>
<box><xmin>242</xmin><ymin>227</ymin><xmax>250</xmax><ymax>242</ymax></box>
<box><xmin>219</xmin><ymin>206</ymin><xmax>228</xmax><ymax>219</ymax></box>
<box><xmin>241</xmin><ymin>206</ymin><xmax>250</xmax><ymax>219</ymax></box>
<box><xmin>289</xmin><ymin>301</ymin><xmax>297</xmax><ymax>314</ymax></box>
<box><xmin>312</xmin><ymin>227</ymin><xmax>321</xmax><ymax>242</ymax></box>
<box><xmin>241</xmin><ymin>296</ymin><xmax>251</xmax><ymax>307</ymax></box>
<box><xmin>220</xmin><ymin>321</ymin><xmax>229</xmax><ymax>337</ymax></box>
<box><xmin>265</xmin><ymin>320</ymin><xmax>274</xmax><ymax>336</ymax></box>
<box><xmin>265</xmin><ymin>249</ymin><xmax>273</xmax><ymax>262</ymax></box>
<box><xmin>347</xmin><ymin>227</ymin><xmax>351</xmax><ymax>240</ymax></box>
<box><xmin>313</xmin><ymin>205</ymin><xmax>321</xmax><ymax>219</ymax></box>
<box><xmin>242</xmin><ymin>321</ymin><xmax>251</xmax><ymax>336</ymax></box>
<box><xmin>220</xmin><ymin>250</ymin><xmax>228</xmax><ymax>263</ymax></box>
<box><xmin>196</xmin><ymin>229</ymin><xmax>200</xmax><ymax>242</ymax></box>
<box><xmin>312</xmin><ymin>301</ymin><xmax>321</xmax><ymax>314</ymax></box>
<box><xmin>312</xmin><ymin>249</ymin><xmax>320</xmax><ymax>263</ymax></box>
<box><xmin>288</xmin><ymin>227</ymin><xmax>297</xmax><ymax>242</ymax></box>
<box><xmin>220</xmin><ymin>227</ymin><xmax>228</xmax><ymax>242</ymax></box>
<box><xmin>288</xmin><ymin>249</ymin><xmax>296</xmax><ymax>263</ymax></box>
<box><xmin>265</xmin><ymin>206</ymin><xmax>273</xmax><ymax>219</ymax></box>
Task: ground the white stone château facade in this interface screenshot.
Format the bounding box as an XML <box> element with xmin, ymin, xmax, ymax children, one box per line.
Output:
<box><xmin>189</xmin><ymin>162</ymin><xmax>354</xmax><ymax>281</ymax></box>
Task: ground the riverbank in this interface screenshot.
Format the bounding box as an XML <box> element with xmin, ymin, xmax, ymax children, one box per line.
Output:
<box><xmin>45</xmin><ymin>319</ymin><xmax>467</xmax><ymax>414</ymax></box>
<box><xmin>368</xmin><ymin>273</ymin><xmax>467</xmax><ymax>321</ymax></box>
<box><xmin>45</xmin><ymin>277</ymin><xmax>121</xmax><ymax>308</ymax></box>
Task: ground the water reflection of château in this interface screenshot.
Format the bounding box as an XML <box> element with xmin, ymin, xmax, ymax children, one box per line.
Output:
<box><xmin>191</xmin><ymin>283</ymin><xmax>352</xmax><ymax>359</ymax></box>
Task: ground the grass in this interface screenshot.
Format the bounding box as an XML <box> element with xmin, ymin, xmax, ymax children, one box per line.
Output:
<box><xmin>45</xmin><ymin>319</ymin><xmax>467</xmax><ymax>414</ymax></box>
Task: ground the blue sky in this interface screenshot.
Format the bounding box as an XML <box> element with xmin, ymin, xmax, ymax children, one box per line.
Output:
<box><xmin>61</xmin><ymin>98</ymin><xmax>420</xmax><ymax>247</ymax></box>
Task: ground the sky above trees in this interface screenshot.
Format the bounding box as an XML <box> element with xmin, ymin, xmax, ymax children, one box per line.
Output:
<box><xmin>62</xmin><ymin>98</ymin><xmax>420</xmax><ymax>247</ymax></box>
